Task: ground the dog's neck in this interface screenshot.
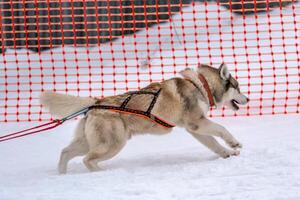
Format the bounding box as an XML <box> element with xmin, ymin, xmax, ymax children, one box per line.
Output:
<box><xmin>185</xmin><ymin>74</ymin><xmax>216</xmax><ymax>108</ymax></box>
<box><xmin>197</xmin><ymin>74</ymin><xmax>216</xmax><ymax>108</ymax></box>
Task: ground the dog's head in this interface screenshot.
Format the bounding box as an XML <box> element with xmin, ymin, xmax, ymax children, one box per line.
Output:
<box><xmin>180</xmin><ymin>63</ymin><xmax>249</xmax><ymax>111</ymax></box>
<box><xmin>215</xmin><ymin>63</ymin><xmax>249</xmax><ymax>111</ymax></box>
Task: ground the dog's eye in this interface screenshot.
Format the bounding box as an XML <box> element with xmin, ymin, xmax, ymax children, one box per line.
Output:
<box><xmin>234</xmin><ymin>83</ymin><xmax>240</xmax><ymax>91</ymax></box>
<box><xmin>228</xmin><ymin>79</ymin><xmax>239</xmax><ymax>89</ymax></box>
<box><xmin>225</xmin><ymin>81</ymin><xmax>231</xmax><ymax>90</ymax></box>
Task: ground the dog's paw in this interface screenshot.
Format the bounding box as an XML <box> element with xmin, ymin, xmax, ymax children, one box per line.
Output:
<box><xmin>227</xmin><ymin>140</ymin><xmax>243</xmax><ymax>149</ymax></box>
<box><xmin>220</xmin><ymin>149</ymin><xmax>240</xmax><ymax>158</ymax></box>
<box><xmin>58</xmin><ymin>161</ymin><xmax>68</xmax><ymax>174</ymax></box>
<box><xmin>58</xmin><ymin>166</ymin><xmax>67</xmax><ymax>174</ymax></box>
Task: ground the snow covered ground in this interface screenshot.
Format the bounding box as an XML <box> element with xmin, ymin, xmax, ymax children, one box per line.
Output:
<box><xmin>1</xmin><ymin>114</ymin><xmax>299</xmax><ymax>200</ymax></box>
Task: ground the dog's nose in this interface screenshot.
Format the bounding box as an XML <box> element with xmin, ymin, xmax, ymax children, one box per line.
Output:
<box><xmin>246</xmin><ymin>97</ymin><xmax>249</xmax><ymax>102</ymax></box>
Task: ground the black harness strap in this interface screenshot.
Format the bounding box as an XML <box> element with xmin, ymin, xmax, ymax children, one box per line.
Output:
<box><xmin>88</xmin><ymin>88</ymin><xmax>174</xmax><ymax>128</ymax></box>
<box><xmin>127</xmin><ymin>91</ymin><xmax>158</xmax><ymax>95</ymax></box>
<box><xmin>146</xmin><ymin>89</ymin><xmax>161</xmax><ymax>114</ymax></box>
<box><xmin>120</xmin><ymin>95</ymin><xmax>132</xmax><ymax>109</ymax></box>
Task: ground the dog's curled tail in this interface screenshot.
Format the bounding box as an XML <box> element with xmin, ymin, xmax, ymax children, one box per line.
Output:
<box><xmin>40</xmin><ymin>91</ymin><xmax>97</xmax><ymax>118</ymax></box>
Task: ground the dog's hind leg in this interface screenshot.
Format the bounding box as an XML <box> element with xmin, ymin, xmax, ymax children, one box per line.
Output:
<box><xmin>188</xmin><ymin>134</ymin><xmax>239</xmax><ymax>158</ymax></box>
<box><xmin>58</xmin><ymin>118</ymin><xmax>89</xmax><ymax>174</ymax></box>
<box><xmin>83</xmin><ymin>141</ymin><xmax>126</xmax><ymax>172</ymax></box>
<box><xmin>83</xmin><ymin>116</ymin><xmax>127</xmax><ymax>172</ymax></box>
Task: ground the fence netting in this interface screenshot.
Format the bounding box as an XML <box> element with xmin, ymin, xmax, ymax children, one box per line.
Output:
<box><xmin>0</xmin><ymin>0</ymin><xmax>299</xmax><ymax>122</ymax></box>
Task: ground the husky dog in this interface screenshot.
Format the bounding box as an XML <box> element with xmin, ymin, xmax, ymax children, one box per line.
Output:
<box><xmin>40</xmin><ymin>63</ymin><xmax>249</xmax><ymax>174</ymax></box>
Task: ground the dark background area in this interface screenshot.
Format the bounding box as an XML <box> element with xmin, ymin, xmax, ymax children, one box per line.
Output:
<box><xmin>0</xmin><ymin>0</ymin><xmax>295</xmax><ymax>53</ymax></box>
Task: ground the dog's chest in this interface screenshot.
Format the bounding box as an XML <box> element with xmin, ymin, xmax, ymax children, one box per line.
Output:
<box><xmin>198</xmin><ymin>100</ymin><xmax>209</xmax><ymax>116</ymax></box>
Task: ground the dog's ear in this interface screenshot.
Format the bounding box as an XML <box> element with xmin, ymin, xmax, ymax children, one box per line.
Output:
<box><xmin>179</xmin><ymin>68</ymin><xmax>197</xmax><ymax>80</ymax></box>
<box><xmin>219</xmin><ymin>63</ymin><xmax>230</xmax><ymax>80</ymax></box>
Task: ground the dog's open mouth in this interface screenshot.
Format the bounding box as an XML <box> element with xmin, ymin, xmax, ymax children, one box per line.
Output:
<box><xmin>231</xmin><ymin>100</ymin><xmax>240</xmax><ymax>110</ymax></box>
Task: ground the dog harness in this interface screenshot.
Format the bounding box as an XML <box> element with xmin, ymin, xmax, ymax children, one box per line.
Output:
<box><xmin>88</xmin><ymin>74</ymin><xmax>215</xmax><ymax>128</ymax></box>
<box><xmin>0</xmin><ymin>89</ymin><xmax>174</xmax><ymax>142</ymax></box>
<box><xmin>88</xmin><ymin>89</ymin><xmax>175</xmax><ymax>128</ymax></box>
<box><xmin>0</xmin><ymin>76</ymin><xmax>215</xmax><ymax>142</ymax></box>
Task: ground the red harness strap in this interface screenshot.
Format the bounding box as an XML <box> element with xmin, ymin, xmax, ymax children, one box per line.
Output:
<box><xmin>198</xmin><ymin>74</ymin><xmax>216</xmax><ymax>107</ymax></box>
<box><xmin>185</xmin><ymin>74</ymin><xmax>216</xmax><ymax>108</ymax></box>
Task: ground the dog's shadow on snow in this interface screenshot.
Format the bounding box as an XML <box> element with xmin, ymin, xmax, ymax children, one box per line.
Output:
<box><xmin>66</xmin><ymin>152</ymin><xmax>220</xmax><ymax>174</ymax></box>
<box><xmin>109</xmin><ymin>153</ymin><xmax>219</xmax><ymax>170</ymax></box>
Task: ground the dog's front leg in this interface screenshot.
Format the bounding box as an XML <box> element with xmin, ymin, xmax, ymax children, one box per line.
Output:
<box><xmin>186</xmin><ymin>118</ymin><xmax>242</xmax><ymax>150</ymax></box>
<box><xmin>188</xmin><ymin>134</ymin><xmax>240</xmax><ymax>158</ymax></box>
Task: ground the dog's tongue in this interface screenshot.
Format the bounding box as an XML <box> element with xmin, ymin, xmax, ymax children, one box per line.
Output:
<box><xmin>231</xmin><ymin>100</ymin><xmax>240</xmax><ymax>110</ymax></box>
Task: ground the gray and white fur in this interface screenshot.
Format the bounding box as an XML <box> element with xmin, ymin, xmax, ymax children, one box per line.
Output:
<box><xmin>40</xmin><ymin>63</ymin><xmax>249</xmax><ymax>174</ymax></box>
